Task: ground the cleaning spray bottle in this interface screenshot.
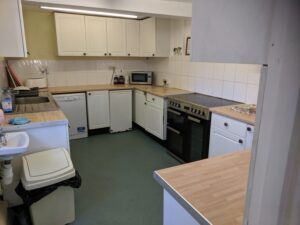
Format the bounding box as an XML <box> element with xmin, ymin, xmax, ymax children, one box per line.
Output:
<box><xmin>1</xmin><ymin>89</ymin><xmax>13</xmax><ymax>113</ymax></box>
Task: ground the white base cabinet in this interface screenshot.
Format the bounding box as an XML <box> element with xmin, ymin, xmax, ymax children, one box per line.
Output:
<box><xmin>134</xmin><ymin>90</ymin><xmax>166</xmax><ymax>140</ymax></box>
<box><xmin>87</xmin><ymin>91</ymin><xmax>110</xmax><ymax>130</ymax></box>
<box><xmin>209</xmin><ymin>113</ymin><xmax>254</xmax><ymax>157</ymax></box>
<box><xmin>164</xmin><ymin>190</ymin><xmax>202</xmax><ymax>225</ymax></box>
<box><xmin>109</xmin><ymin>90</ymin><xmax>132</xmax><ymax>133</ymax></box>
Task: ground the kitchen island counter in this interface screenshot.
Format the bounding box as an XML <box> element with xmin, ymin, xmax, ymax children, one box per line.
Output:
<box><xmin>154</xmin><ymin>150</ymin><xmax>250</xmax><ymax>225</ymax></box>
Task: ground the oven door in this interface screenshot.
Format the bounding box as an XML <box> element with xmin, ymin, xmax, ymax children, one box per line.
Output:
<box><xmin>166</xmin><ymin>108</ymin><xmax>187</xmax><ymax>160</ymax></box>
<box><xmin>186</xmin><ymin>115</ymin><xmax>210</xmax><ymax>162</ymax></box>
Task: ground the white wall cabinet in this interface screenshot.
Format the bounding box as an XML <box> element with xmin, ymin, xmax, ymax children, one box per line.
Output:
<box><xmin>139</xmin><ymin>17</ymin><xmax>170</xmax><ymax>57</ymax></box>
<box><xmin>126</xmin><ymin>20</ymin><xmax>140</xmax><ymax>57</ymax></box>
<box><xmin>55</xmin><ymin>13</ymin><xmax>86</xmax><ymax>56</ymax></box>
<box><xmin>209</xmin><ymin>113</ymin><xmax>254</xmax><ymax>157</ymax></box>
<box><xmin>0</xmin><ymin>0</ymin><xmax>27</xmax><ymax>57</ymax></box>
<box><xmin>107</xmin><ymin>18</ymin><xmax>126</xmax><ymax>56</ymax></box>
<box><xmin>87</xmin><ymin>91</ymin><xmax>110</xmax><ymax>129</ymax></box>
<box><xmin>191</xmin><ymin>0</ymin><xmax>274</xmax><ymax>64</ymax></box>
<box><xmin>134</xmin><ymin>90</ymin><xmax>166</xmax><ymax>140</ymax></box>
<box><xmin>85</xmin><ymin>16</ymin><xmax>108</xmax><ymax>56</ymax></box>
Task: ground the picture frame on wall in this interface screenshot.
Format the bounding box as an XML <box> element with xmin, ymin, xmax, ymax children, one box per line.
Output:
<box><xmin>185</xmin><ymin>37</ymin><xmax>191</xmax><ymax>55</ymax></box>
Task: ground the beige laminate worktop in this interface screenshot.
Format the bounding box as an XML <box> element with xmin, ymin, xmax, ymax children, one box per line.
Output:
<box><xmin>3</xmin><ymin>110</ymin><xmax>67</xmax><ymax>128</ymax></box>
<box><xmin>210</xmin><ymin>105</ymin><xmax>256</xmax><ymax>125</ymax></box>
<box><xmin>154</xmin><ymin>150</ymin><xmax>251</xmax><ymax>225</ymax></box>
<box><xmin>48</xmin><ymin>84</ymin><xmax>191</xmax><ymax>97</ymax></box>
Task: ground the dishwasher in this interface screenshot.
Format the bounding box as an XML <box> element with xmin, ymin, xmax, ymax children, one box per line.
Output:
<box><xmin>53</xmin><ymin>93</ymin><xmax>88</xmax><ymax>139</ymax></box>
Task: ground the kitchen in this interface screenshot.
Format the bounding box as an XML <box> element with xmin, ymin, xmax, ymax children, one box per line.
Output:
<box><xmin>0</xmin><ymin>0</ymin><xmax>299</xmax><ymax>225</ymax></box>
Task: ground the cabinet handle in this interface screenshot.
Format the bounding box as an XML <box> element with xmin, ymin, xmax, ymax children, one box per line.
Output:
<box><xmin>247</xmin><ymin>127</ymin><xmax>252</xmax><ymax>132</ymax></box>
<box><xmin>83</xmin><ymin>53</ymin><xmax>86</xmax><ymax>56</ymax></box>
<box><xmin>224</xmin><ymin>122</ymin><xmax>228</xmax><ymax>127</ymax></box>
<box><xmin>152</xmin><ymin>98</ymin><xmax>155</xmax><ymax>101</ymax></box>
<box><xmin>144</xmin><ymin>102</ymin><xmax>147</xmax><ymax>105</ymax></box>
<box><xmin>104</xmin><ymin>53</ymin><xmax>107</xmax><ymax>56</ymax></box>
<box><xmin>152</xmin><ymin>53</ymin><xmax>155</xmax><ymax>57</ymax></box>
<box><xmin>88</xmin><ymin>93</ymin><xmax>91</xmax><ymax>96</ymax></box>
<box><xmin>128</xmin><ymin>53</ymin><xmax>131</xmax><ymax>56</ymax></box>
<box><xmin>109</xmin><ymin>53</ymin><xmax>112</xmax><ymax>56</ymax></box>
<box><xmin>239</xmin><ymin>139</ymin><xmax>243</xmax><ymax>144</ymax></box>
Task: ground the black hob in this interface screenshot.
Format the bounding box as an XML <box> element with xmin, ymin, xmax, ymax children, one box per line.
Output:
<box><xmin>168</xmin><ymin>93</ymin><xmax>240</xmax><ymax>120</ymax></box>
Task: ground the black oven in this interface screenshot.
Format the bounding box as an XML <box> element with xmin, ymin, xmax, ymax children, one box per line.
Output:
<box><xmin>166</xmin><ymin>108</ymin><xmax>211</xmax><ymax>162</ymax></box>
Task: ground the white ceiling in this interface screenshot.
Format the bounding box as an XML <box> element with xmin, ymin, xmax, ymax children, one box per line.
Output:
<box><xmin>23</xmin><ymin>0</ymin><xmax>192</xmax><ymax>18</ymax></box>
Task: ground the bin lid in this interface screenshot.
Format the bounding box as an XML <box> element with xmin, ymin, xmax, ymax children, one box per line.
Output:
<box><xmin>21</xmin><ymin>148</ymin><xmax>75</xmax><ymax>190</ymax></box>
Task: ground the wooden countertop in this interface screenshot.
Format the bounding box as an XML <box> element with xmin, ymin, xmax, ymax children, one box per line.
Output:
<box><xmin>154</xmin><ymin>150</ymin><xmax>251</xmax><ymax>225</ymax></box>
<box><xmin>48</xmin><ymin>84</ymin><xmax>191</xmax><ymax>97</ymax></box>
<box><xmin>210</xmin><ymin>105</ymin><xmax>256</xmax><ymax>125</ymax></box>
<box><xmin>3</xmin><ymin>110</ymin><xmax>67</xmax><ymax>129</ymax></box>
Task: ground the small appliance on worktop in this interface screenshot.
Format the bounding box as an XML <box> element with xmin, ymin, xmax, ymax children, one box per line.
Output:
<box><xmin>130</xmin><ymin>71</ymin><xmax>153</xmax><ymax>85</ymax></box>
<box><xmin>166</xmin><ymin>93</ymin><xmax>239</xmax><ymax>162</ymax></box>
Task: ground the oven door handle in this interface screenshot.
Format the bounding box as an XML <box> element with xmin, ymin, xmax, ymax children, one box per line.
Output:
<box><xmin>187</xmin><ymin>116</ymin><xmax>201</xmax><ymax>124</ymax></box>
<box><xmin>167</xmin><ymin>108</ymin><xmax>181</xmax><ymax>116</ymax></box>
<box><xmin>167</xmin><ymin>126</ymin><xmax>181</xmax><ymax>135</ymax></box>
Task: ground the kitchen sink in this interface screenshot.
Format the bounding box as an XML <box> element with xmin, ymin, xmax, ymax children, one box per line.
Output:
<box><xmin>15</xmin><ymin>96</ymin><xmax>50</xmax><ymax>104</ymax></box>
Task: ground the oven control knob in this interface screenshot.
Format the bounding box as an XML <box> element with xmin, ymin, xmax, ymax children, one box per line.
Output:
<box><xmin>202</xmin><ymin>112</ymin><xmax>206</xmax><ymax>117</ymax></box>
<box><xmin>198</xmin><ymin>110</ymin><xmax>201</xmax><ymax>114</ymax></box>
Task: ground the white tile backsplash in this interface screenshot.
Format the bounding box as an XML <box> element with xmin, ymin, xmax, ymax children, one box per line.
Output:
<box><xmin>222</xmin><ymin>81</ymin><xmax>235</xmax><ymax>99</ymax></box>
<box><xmin>0</xmin><ymin>60</ymin><xmax>8</xmax><ymax>89</ymax></box>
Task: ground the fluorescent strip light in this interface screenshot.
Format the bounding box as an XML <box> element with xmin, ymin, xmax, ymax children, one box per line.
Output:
<box><xmin>40</xmin><ymin>6</ymin><xmax>138</xmax><ymax>19</ymax></box>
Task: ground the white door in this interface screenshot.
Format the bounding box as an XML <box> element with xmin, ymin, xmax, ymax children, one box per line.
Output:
<box><xmin>134</xmin><ymin>90</ymin><xmax>146</xmax><ymax>127</ymax></box>
<box><xmin>145</xmin><ymin>102</ymin><xmax>164</xmax><ymax>139</ymax></box>
<box><xmin>109</xmin><ymin>90</ymin><xmax>132</xmax><ymax>133</ymax></box>
<box><xmin>87</xmin><ymin>91</ymin><xmax>110</xmax><ymax>129</ymax></box>
<box><xmin>126</xmin><ymin>20</ymin><xmax>140</xmax><ymax>57</ymax></box>
<box><xmin>139</xmin><ymin>17</ymin><xmax>156</xmax><ymax>57</ymax></box>
<box><xmin>55</xmin><ymin>13</ymin><xmax>86</xmax><ymax>56</ymax></box>
<box><xmin>106</xmin><ymin>18</ymin><xmax>126</xmax><ymax>56</ymax></box>
<box><xmin>85</xmin><ymin>16</ymin><xmax>107</xmax><ymax>56</ymax></box>
<box><xmin>209</xmin><ymin>126</ymin><xmax>246</xmax><ymax>157</ymax></box>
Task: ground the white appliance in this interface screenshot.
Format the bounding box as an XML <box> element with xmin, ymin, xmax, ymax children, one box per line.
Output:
<box><xmin>109</xmin><ymin>90</ymin><xmax>132</xmax><ymax>133</ymax></box>
<box><xmin>53</xmin><ymin>93</ymin><xmax>88</xmax><ymax>139</ymax></box>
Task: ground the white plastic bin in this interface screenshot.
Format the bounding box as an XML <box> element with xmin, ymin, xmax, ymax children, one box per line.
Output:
<box><xmin>21</xmin><ymin>148</ymin><xmax>76</xmax><ymax>225</ymax></box>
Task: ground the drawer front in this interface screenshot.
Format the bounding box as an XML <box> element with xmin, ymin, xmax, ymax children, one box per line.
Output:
<box><xmin>146</xmin><ymin>93</ymin><xmax>164</xmax><ymax>108</ymax></box>
<box><xmin>211</xmin><ymin>113</ymin><xmax>247</xmax><ymax>137</ymax></box>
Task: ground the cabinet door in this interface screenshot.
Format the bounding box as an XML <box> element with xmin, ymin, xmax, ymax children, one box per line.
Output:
<box><xmin>55</xmin><ymin>13</ymin><xmax>86</xmax><ymax>56</ymax></box>
<box><xmin>0</xmin><ymin>0</ymin><xmax>27</xmax><ymax>57</ymax></box>
<box><xmin>209</xmin><ymin>126</ymin><xmax>246</xmax><ymax>157</ymax></box>
<box><xmin>134</xmin><ymin>90</ymin><xmax>146</xmax><ymax>127</ymax></box>
<box><xmin>85</xmin><ymin>16</ymin><xmax>107</xmax><ymax>56</ymax></box>
<box><xmin>245</xmin><ymin>125</ymin><xmax>254</xmax><ymax>149</ymax></box>
<box><xmin>106</xmin><ymin>18</ymin><xmax>126</xmax><ymax>56</ymax></box>
<box><xmin>145</xmin><ymin>102</ymin><xmax>164</xmax><ymax>139</ymax></box>
<box><xmin>191</xmin><ymin>0</ymin><xmax>273</xmax><ymax>64</ymax></box>
<box><xmin>139</xmin><ymin>17</ymin><xmax>156</xmax><ymax>57</ymax></box>
<box><xmin>87</xmin><ymin>91</ymin><xmax>110</xmax><ymax>129</ymax></box>
<box><xmin>126</xmin><ymin>20</ymin><xmax>140</xmax><ymax>56</ymax></box>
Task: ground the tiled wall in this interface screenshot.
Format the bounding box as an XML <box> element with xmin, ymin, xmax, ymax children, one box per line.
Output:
<box><xmin>8</xmin><ymin>59</ymin><xmax>148</xmax><ymax>87</ymax></box>
<box><xmin>0</xmin><ymin>60</ymin><xmax>8</xmax><ymax>89</ymax></box>
<box><xmin>148</xmin><ymin>18</ymin><xmax>261</xmax><ymax>104</ymax></box>
<box><xmin>149</xmin><ymin>57</ymin><xmax>261</xmax><ymax>104</ymax></box>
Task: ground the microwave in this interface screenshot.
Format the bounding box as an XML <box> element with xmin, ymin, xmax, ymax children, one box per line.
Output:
<box><xmin>130</xmin><ymin>72</ymin><xmax>153</xmax><ymax>85</ymax></box>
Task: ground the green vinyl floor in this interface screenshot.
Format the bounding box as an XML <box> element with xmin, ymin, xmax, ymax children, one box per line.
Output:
<box><xmin>70</xmin><ymin>129</ymin><xmax>179</xmax><ymax>225</ymax></box>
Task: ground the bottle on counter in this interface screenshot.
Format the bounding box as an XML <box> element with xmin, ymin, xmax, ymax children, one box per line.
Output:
<box><xmin>1</xmin><ymin>89</ymin><xmax>14</xmax><ymax>113</ymax></box>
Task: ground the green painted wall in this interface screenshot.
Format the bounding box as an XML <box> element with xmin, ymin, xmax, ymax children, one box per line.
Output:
<box><xmin>23</xmin><ymin>9</ymin><xmax>58</xmax><ymax>60</ymax></box>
